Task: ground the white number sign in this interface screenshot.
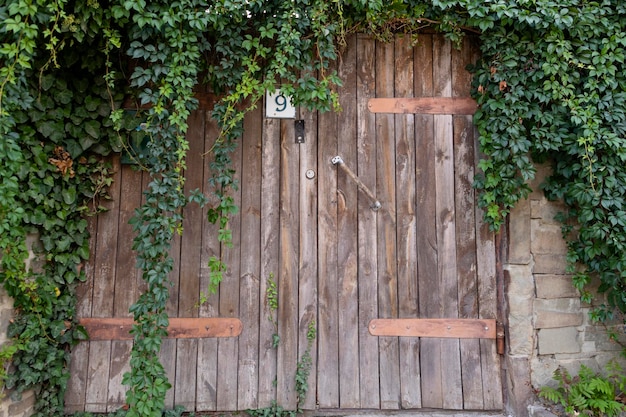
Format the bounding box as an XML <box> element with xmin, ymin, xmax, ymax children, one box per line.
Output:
<box><xmin>266</xmin><ymin>89</ymin><xmax>295</xmax><ymax>118</ymax></box>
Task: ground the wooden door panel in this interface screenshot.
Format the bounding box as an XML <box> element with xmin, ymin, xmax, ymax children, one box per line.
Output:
<box><xmin>67</xmin><ymin>33</ymin><xmax>502</xmax><ymax>414</ymax></box>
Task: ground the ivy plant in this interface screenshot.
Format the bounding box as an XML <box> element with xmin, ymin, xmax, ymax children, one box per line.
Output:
<box><xmin>2</xmin><ymin>0</ymin><xmax>626</xmax><ymax>416</ymax></box>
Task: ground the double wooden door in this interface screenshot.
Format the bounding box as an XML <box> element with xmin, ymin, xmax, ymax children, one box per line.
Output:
<box><xmin>66</xmin><ymin>33</ymin><xmax>503</xmax><ymax>413</ymax></box>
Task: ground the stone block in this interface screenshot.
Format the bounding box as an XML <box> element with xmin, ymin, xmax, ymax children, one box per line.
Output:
<box><xmin>507</xmin><ymin>307</ymin><xmax>534</xmax><ymax>355</ymax></box>
<box><xmin>530</xmin><ymin>355</ymin><xmax>559</xmax><ymax>388</ymax></box>
<box><xmin>7</xmin><ymin>390</ymin><xmax>35</xmax><ymax>417</ymax></box>
<box><xmin>533</xmin><ymin>254</ymin><xmax>568</xmax><ymax>275</ymax></box>
<box><xmin>509</xmin><ymin>197</ymin><xmax>531</xmax><ymax>264</ymax></box>
<box><xmin>531</xmin><ymin>222</ymin><xmax>568</xmax><ymax>255</ymax></box>
<box><xmin>535</xmin><ymin>274</ymin><xmax>577</xmax><ymax>299</ymax></box>
<box><xmin>534</xmin><ymin>298</ymin><xmax>583</xmax><ymax>329</ymax></box>
<box><xmin>530</xmin><ymin>199</ymin><xmax>568</xmax><ymax>223</ymax></box>
<box><xmin>538</xmin><ymin>327</ymin><xmax>580</xmax><ymax>355</ymax></box>
<box><xmin>583</xmin><ymin>325</ymin><xmax>625</xmax><ymax>352</ymax></box>
<box><xmin>506</xmin><ymin>264</ymin><xmax>535</xmax><ymax>298</ymax></box>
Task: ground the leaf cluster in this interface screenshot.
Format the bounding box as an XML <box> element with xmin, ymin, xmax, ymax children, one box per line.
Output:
<box><xmin>539</xmin><ymin>362</ymin><xmax>626</xmax><ymax>417</ymax></box>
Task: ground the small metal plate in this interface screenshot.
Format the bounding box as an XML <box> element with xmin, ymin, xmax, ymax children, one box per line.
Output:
<box><xmin>295</xmin><ymin>119</ymin><xmax>305</xmax><ymax>143</ymax></box>
<box><xmin>266</xmin><ymin>89</ymin><xmax>295</xmax><ymax>118</ymax></box>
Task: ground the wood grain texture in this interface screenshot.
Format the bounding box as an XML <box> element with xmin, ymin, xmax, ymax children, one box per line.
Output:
<box><xmin>84</xmin><ymin>154</ymin><xmax>120</xmax><ymax>413</ymax></box>
<box><xmin>68</xmin><ymin>33</ymin><xmax>506</xmax><ymax>414</ymax></box>
<box><xmin>216</xmin><ymin>122</ymin><xmax>243</xmax><ymax>411</ymax></box>
<box><xmin>298</xmin><ymin>106</ymin><xmax>319</xmax><ymax>410</ymax></box>
<box><xmin>276</xmin><ymin>118</ymin><xmax>299</xmax><ymax>409</ymax></box>
<box><xmin>196</xmin><ymin>110</ymin><xmax>221</xmax><ymax>411</ymax></box>
<box><xmin>452</xmin><ymin>36</ymin><xmax>484</xmax><ymax>410</ymax></box>
<box><xmin>369</xmin><ymin>319</ymin><xmax>496</xmax><ymax>339</ymax></box>
<box><xmin>175</xmin><ymin>109</ymin><xmax>205</xmax><ymax>410</ymax></box>
<box><xmin>107</xmin><ymin>163</ymin><xmax>143</xmax><ymax>411</ymax></box>
<box><xmin>336</xmin><ymin>33</ymin><xmax>361</xmax><ymax>409</ymax></box>
<box><xmin>368</xmin><ymin>97</ymin><xmax>477</xmax><ymax>115</ymax></box>
<box><xmin>394</xmin><ymin>34</ymin><xmax>421</xmax><ymax>410</ymax></box>
<box><xmin>376</xmin><ymin>39</ymin><xmax>401</xmax><ymax>411</ymax></box>
<box><xmin>257</xmin><ymin>116</ymin><xmax>280</xmax><ymax>408</ymax></box>
<box><xmin>317</xmin><ymin>67</ymin><xmax>340</xmax><ymax>409</ymax></box>
<box><xmin>356</xmin><ymin>34</ymin><xmax>380</xmax><ymax>409</ymax></box>
<box><xmin>434</xmin><ymin>34</ymin><xmax>463</xmax><ymax>410</ymax></box>
<box><xmin>79</xmin><ymin>318</ymin><xmax>242</xmax><ymax>340</ymax></box>
<box><xmin>237</xmin><ymin>105</ymin><xmax>263</xmax><ymax>410</ymax></box>
<box><xmin>414</xmin><ymin>33</ymin><xmax>444</xmax><ymax>409</ymax></box>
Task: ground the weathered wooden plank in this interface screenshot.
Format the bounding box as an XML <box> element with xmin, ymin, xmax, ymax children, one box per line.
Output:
<box><xmin>469</xmin><ymin>34</ymin><xmax>503</xmax><ymax>409</ymax></box>
<box><xmin>476</xmin><ymin>150</ymin><xmax>504</xmax><ymax>409</ymax></box>
<box><xmin>84</xmin><ymin>154</ymin><xmax>121</xmax><ymax>413</ymax></box>
<box><xmin>65</xmin><ymin>213</ymin><xmax>98</xmax><ymax>412</ymax></box>
<box><xmin>369</xmin><ymin>319</ymin><xmax>496</xmax><ymax>339</ymax></box>
<box><xmin>175</xmin><ymin>109</ymin><xmax>205</xmax><ymax>410</ymax></box>
<box><xmin>160</xmin><ymin>149</ymin><xmax>180</xmax><ymax>410</ymax></box>
<box><xmin>394</xmin><ymin>34</ymin><xmax>421</xmax><ymax>410</ymax></box>
<box><xmin>477</xmin><ymin>214</ymin><xmax>504</xmax><ymax>409</ymax></box>
<box><xmin>216</xmin><ymin>125</ymin><xmax>243</xmax><ymax>411</ymax></box>
<box><xmin>237</xmin><ymin>105</ymin><xmax>263</xmax><ymax>410</ymax></box>
<box><xmin>298</xmin><ymin>106</ymin><xmax>319</xmax><ymax>410</ymax></box>
<box><xmin>276</xmin><ymin>118</ymin><xmax>299</xmax><ymax>409</ymax></box>
<box><xmin>375</xmin><ymin>39</ymin><xmax>400</xmax><ymax>411</ymax></box>
<box><xmin>196</xmin><ymin>110</ymin><xmax>221</xmax><ymax>411</ymax></box>
<box><xmin>317</xmin><ymin>70</ymin><xmax>340</xmax><ymax>409</ymax></box>
<box><xmin>79</xmin><ymin>318</ymin><xmax>242</xmax><ymax>340</ymax></box>
<box><xmin>257</xmin><ymin>116</ymin><xmax>281</xmax><ymax>408</ymax></box>
<box><xmin>107</xmin><ymin>163</ymin><xmax>143</xmax><ymax>412</ymax></box>
<box><xmin>434</xmin><ymin>35</ymin><xmax>463</xmax><ymax>411</ymax></box>
<box><xmin>414</xmin><ymin>33</ymin><xmax>443</xmax><ymax>409</ymax></box>
<box><xmin>452</xmin><ymin>35</ymin><xmax>484</xmax><ymax>410</ymax></box>
<box><xmin>336</xmin><ymin>32</ymin><xmax>361</xmax><ymax>409</ymax></box>
<box><xmin>368</xmin><ymin>97</ymin><xmax>477</xmax><ymax>115</ymax></box>
<box><xmin>356</xmin><ymin>33</ymin><xmax>380</xmax><ymax>409</ymax></box>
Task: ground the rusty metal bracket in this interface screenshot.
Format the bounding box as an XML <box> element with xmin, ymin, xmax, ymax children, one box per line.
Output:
<box><xmin>496</xmin><ymin>321</ymin><xmax>505</xmax><ymax>355</ymax></box>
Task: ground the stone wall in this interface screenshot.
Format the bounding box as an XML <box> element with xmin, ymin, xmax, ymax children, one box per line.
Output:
<box><xmin>505</xmin><ymin>164</ymin><xmax>626</xmax><ymax>415</ymax></box>
<box><xmin>0</xmin><ymin>235</ymin><xmax>41</xmax><ymax>417</ymax></box>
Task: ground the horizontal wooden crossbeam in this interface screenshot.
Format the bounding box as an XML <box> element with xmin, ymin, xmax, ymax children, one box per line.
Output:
<box><xmin>368</xmin><ymin>97</ymin><xmax>478</xmax><ymax>115</ymax></box>
<box><xmin>368</xmin><ymin>318</ymin><xmax>496</xmax><ymax>339</ymax></box>
<box><xmin>79</xmin><ymin>317</ymin><xmax>242</xmax><ymax>340</ymax></box>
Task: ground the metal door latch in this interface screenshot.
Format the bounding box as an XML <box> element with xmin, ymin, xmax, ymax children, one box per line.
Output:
<box><xmin>331</xmin><ymin>155</ymin><xmax>381</xmax><ymax>211</ymax></box>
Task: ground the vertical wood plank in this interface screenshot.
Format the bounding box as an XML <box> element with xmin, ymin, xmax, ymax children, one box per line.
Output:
<box><xmin>162</xmin><ymin>167</ymin><xmax>181</xmax><ymax>410</ymax></box>
<box><xmin>337</xmin><ymin>33</ymin><xmax>361</xmax><ymax>409</ymax></box>
<box><xmin>317</xmin><ymin>73</ymin><xmax>340</xmax><ymax>408</ymax></box>
<box><xmin>65</xmin><ymin>211</ymin><xmax>98</xmax><ymax>412</ymax></box>
<box><xmin>107</xmin><ymin>164</ymin><xmax>143</xmax><ymax>412</ymax></box>
<box><xmin>85</xmin><ymin>155</ymin><xmax>121</xmax><ymax>413</ymax></box>
<box><xmin>175</xmin><ymin>109</ymin><xmax>205</xmax><ymax>410</ymax></box>
<box><xmin>298</xmin><ymin>107</ymin><xmax>318</xmax><ymax>410</ymax></box>
<box><xmin>468</xmin><ymin>35</ymin><xmax>503</xmax><ymax>409</ymax></box>
<box><xmin>258</xmin><ymin>117</ymin><xmax>281</xmax><ymax>408</ymax></box>
<box><xmin>356</xmin><ymin>34</ymin><xmax>380</xmax><ymax>409</ymax></box>
<box><xmin>237</xmin><ymin>106</ymin><xmax>263</xmax><ymax>410</ymax></box>
<box><xmin>276</xmin><ymin>119</ymin><xmax>299</xmax><ymax>409</ymax></box>
<box><xmin>196</xmin><ymin>110</ymin><xmax>221</xmax><ymax>411</ymax></box>
<box><xmin>415</xmin><ymin>34</ymin><xmax>443</xmax><ymax>409</ymax></box>
<box><xmin>452</xmin><ymin>36</ymin><xmax>484</xmax><ymax>410</ymax></box>
<box><xmin>434</xmin><ymin>35</ymin><xmax>463</xmax><ymax>410</ymax></box>
<box><xmin>394</xmin><ymin>34</ymin><xmax>421</xmax><ymax>409</ymax></box>
<box><xmin>216</xmin><ymin>127</ymin><xmax>243</xmax><ymax>411</ymax></box>
<box><xmin>376</xmin><ymin>38</ymin><xmax>401</xmax><ymax>410</ymax></box>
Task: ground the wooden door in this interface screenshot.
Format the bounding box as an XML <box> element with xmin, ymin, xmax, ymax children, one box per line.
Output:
<box><xmin>65</xmin><ymin>33</ymin><xmax>503</xmax><ymax>413</ymax></box>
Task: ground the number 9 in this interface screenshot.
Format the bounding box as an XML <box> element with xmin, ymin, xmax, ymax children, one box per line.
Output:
<box><xmin>275</xmin><ymin>94</ymin><xmax>287</xmax><ymax>112</ymax></box>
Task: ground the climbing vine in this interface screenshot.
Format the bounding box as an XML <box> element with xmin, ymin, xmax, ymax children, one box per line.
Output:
<box><xmin>2</xmin><ymin>0</ymin><xmax>626</xmax><ymax>415</ymax></box>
